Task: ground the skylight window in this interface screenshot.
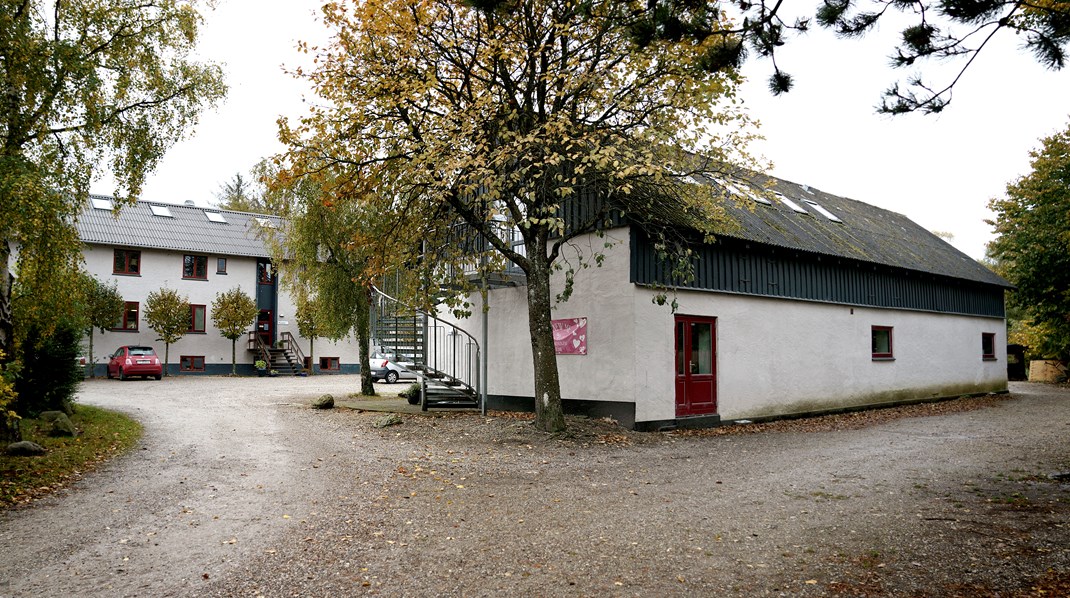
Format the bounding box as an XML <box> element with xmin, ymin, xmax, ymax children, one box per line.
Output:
<box><xmin>776</xmin><ymin>194</ymin><xmax>809</xmax><ymax>214</ymax></box>
<box><xmin>719</xmin><ymin>179</ymin><xmax>772</xmax><ymax>205</ymax></box>
<box><xmin>804</xmin><ymin>200</ymin><xmax>843</xmax><ymax>223</ymax></box>
<box><xmin>150</xmin><ymin>205</ymin><xmax>173</xmax><ymax>218</ymax></box>
<box><xmin>204</xmin><ymin>211</ymin><xmax>227</xmax><ymax>223</ymax></box>
<box><xmin>91</xmin><ymin>197</ymin><xmax>113</xmax><ymax>210</ymax></box>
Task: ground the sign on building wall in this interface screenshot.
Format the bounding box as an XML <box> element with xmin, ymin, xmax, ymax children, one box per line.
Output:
<box><xmin>552</xmin><ymin>317</ymin><xmax>587</xmax><ymax>355</ymax></box>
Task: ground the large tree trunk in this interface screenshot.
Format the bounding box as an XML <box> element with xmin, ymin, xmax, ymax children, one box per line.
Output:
<box><xmin>87</xmin><ymin>328</ymin><xmax>95</xmax><ymax>378</ymax></box>
<box><xmin>525</xmin><ymin>239</ymin><xmax>565</xmax><ymax>433</ymax></box>
<box><xmin>0</xmin><ymin>240</ymin><xmax>20</xmax><ymax>442</ymax></box>
<box><xmin>0</xmin><ymin>240</ymin><xmax>13</xmax><ymax>364</ymax></box>
<box><xmin>357</xmin><ymin>284</ymin><xmax>375</xmax><ymax>395</ymax></box>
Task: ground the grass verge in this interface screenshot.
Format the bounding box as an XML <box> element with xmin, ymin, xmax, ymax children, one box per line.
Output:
<box><xmin>0</xmin><ymin>404</ymin><xmax>142</xmax><ymax>508</ymax></box>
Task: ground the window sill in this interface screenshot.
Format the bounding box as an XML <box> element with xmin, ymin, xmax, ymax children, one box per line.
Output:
<box><xmin>109</xmin><ymin>328</ymin><xmax>140</xmax><ymax>332</ymax></box>
<box><xmin>187</xmin><ymin>331</ymin><xmax>207</xmax><ymax>335</ymax></box>
<box><xmin>113</xmin><ymin>272</ymin><xmax>141</xmax><ymax>277</ymax></box>
<box><xmin>872</xmin><ymin>356</ymin><xmax>895</xmax><ymax>361</ymax></box>
<box><xmin>982</xmin><ymin>356</ymin><xmax>998</xmax><ymax>361</ymax></box>
<box><xmin>181</xmin><ymin>277</ymin><xmax>209</xmax><ymax>281</ymax></box>
<box><xmin>216</xmin><ymin>271</ymin><xmax>227</xmax><ymax>275</ymax></box>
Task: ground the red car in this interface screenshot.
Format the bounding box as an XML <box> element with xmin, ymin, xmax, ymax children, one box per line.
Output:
<box><xmin>107</xmin><ymin>345</ymin><xmax>163</xmax><ymax>380</ymax></box>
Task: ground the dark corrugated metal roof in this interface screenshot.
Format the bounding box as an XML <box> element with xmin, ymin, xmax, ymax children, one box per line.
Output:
<box><xmin>701</xmin><ymin>174</ymin><xmax>1010</xmax><ymax>288</ymax></box>
<box><xmin>76</xmin><ymin>196</ymin><xmax>281</xmax><ymax>258</ymax></box>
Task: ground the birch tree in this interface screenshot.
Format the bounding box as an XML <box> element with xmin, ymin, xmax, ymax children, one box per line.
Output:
<box><xmin>0</xmin><ymin>0</ymin><xmax>226</xmax><ymax>366</ymax></box>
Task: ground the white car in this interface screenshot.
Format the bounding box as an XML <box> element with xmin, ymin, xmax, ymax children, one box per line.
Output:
<box><xmin>368</xmin><ymin>354</ymin><xmax>416</xmax><ymax>384</ymax></box>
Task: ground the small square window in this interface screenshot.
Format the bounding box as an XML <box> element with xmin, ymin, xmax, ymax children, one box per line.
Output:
<box><xmin>113</xmin><ymin>249</ymin><xmax>141</xmax><ymax>275</ymax></box>
<box><xmin>872</xmin><ymin>326</ymin><xmax>893</xmax><ymax>359</ymax></box>
<box><xmin>183</xmin><ymin>254</ymin><xmax>208</xmax><ymax>279</ymax></box>
<box><xmin>982</xmin><ymin>333</ymin><xmax>996</xmax><ymax>360</ymax></box>
<box><xmin>320</xmin><ymin>356</ymin><xmax>340</xmax><ymax>371</ymax></box>
<box><xmin>189</xmin><ymin>305</ymin><xmax>206</xmax><ymax>333</ymax></box>
<box><xmin>180</xmin><ymin>356</ymin><xmax>205</xmax><ymax>372</ymax></box>
<box><xmin>113</xmin><ymin>301</ymin><xmax>139</xmax><ymax>331</ymax></box>
<box><xmin>217</xmin><ymin>258</ymin><xmax>227</xmax><ymax>274</ymax></box>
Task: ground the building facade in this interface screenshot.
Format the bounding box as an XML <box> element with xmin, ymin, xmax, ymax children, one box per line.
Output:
<box><xmin>441</xmin><ymin>174</ymin><xmax>1010</xmax><ymax>429</ymax></box>
<box><xmin>77</xmin><ymin>197</ymin><xmax>362</xmax><ymax>376</ymax></box>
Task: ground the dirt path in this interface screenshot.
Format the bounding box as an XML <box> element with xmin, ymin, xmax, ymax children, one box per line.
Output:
<box><xmin>1</xmin><ymin>379</ymin><xmax>1068</xmax><ymax>597</ymax></box>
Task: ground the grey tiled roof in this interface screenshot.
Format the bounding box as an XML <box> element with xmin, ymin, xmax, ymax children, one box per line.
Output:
<box><xmin>77</xmin><ymin>196</ymin><xmax>281</xmax><ymax>258</ymax></box>
<box><xmin>703</xmin><ymin>174</ymin><xmax>1010</xmax><ymax>288</ymax></box>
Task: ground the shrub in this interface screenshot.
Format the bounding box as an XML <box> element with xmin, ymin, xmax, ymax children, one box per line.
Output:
<box><xmin>15</xmin><ymin>322</ymin><xmax>83</xmax><ymax>416</ymax></box>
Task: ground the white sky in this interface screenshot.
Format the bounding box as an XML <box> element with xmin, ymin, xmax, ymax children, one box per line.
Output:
<box><xmin>90</xmin><ymin>1</ymin><xmax>1070</xmax><ymax>260</ymax></box>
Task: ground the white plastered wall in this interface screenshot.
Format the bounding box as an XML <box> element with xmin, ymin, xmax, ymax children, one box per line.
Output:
<box><xmin>633</xmin><ymin>289</ymin><xmax>1008</xmax><ymax>422</ymax></box>
<box><xmin>441</xmin><ymin>228</ymin><xmax>638</xmax><ymax>404</ymax></box>
<box><xmin>442</xmin><ymin>229</ymin><xmax>1008</xmax><ymax>424</ymax></box>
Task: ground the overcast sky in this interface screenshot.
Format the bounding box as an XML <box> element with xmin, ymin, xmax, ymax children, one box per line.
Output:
<box><xmin>90</xmin><ymin>1</ymin><xmax>1070</xmax><ymax>260</ymax></box>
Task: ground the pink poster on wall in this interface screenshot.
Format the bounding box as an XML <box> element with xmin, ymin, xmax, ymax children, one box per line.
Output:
<box><xmin>552</xmin><ymin>317</ymin><xmax>587</xmax><ymax>355</ymax></box>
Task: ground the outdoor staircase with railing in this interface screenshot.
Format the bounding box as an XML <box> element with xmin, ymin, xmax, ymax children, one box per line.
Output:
<box><xmin>247</xmin><ymin>331</ymin><xmax>305</xmax><ymax>375</ymax></box>
<box><xmin>372</xmin><ymin>286</ymin><xmax>481</xmax><ymax>410</ymax></box>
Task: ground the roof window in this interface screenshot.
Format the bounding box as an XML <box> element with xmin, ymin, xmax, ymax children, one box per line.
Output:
<box><xmin>803</xmin><ymin>200</ymin><xmax>843</xmax><ymax>223</ymax></box>
<box><xmin>776</xmin><ymin>194</ymin><xmax>809</xmax><ymax>214</ymax></box>
<box><xmin>205</xmin><ymin>211</ymin><xmax>227</xmax><ymax>223</ymax></box>
<box><xmin>150</xmin><ymin>205</ymin><xmax>174</xmax><ymax>218</ymax></box>
<box><xmin>720</xmin><ymin>179</ymin><xmax>772</xmax><ymax>205</ymax></box>
<box><xmin>91</xmin><ymin>197</ymin><xmax>113</xmax><ymax>210</ymax></box>
<box><xmin>254</xmin><ymin>217</ymin><xmax>277</xmax><ymax>229</ymax></box>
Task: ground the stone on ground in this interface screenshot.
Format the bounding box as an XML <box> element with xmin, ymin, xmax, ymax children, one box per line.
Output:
<box><xmin>6</xmin><ymin>441</ymin><xmax>47</xmax><ymax>456</ymax></box>
<box><xmin>373</xmin><ymin>413</ymin><xmax>403</xmax><ymax>428</ymax></box>
<box><xmin>312</xmin><ymin>394</ymin><xmax>335</xmax><ymax>409</ymax></box>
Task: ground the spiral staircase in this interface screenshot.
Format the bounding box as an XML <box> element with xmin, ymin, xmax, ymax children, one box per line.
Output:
<box><xmin>372</xmin><ymin>287</ymin><xmax>481</xmax><ymax>410</ymax></box>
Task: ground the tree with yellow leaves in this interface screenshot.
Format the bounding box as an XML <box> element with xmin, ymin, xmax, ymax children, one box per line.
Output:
<box><xmin>281</xmin><ymin>0</ymin><xmax>757</xmax><ymax>431</ymax></box>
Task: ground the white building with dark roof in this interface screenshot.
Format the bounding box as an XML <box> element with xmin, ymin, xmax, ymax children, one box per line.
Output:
<box><xmin>77</xmin><ymin>197</ymin><xmax>362</xmax><ymax>376</ymax></box>
<box><xmin>431</xmin><ymin>173</ymin><xmax>1011</xmax><ymax>429</ymax></box>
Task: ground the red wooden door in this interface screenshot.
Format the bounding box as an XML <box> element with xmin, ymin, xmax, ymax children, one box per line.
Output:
<box><xmin>257</xmin><ymin>310</ymin><xmax>273</xmax><ymax>345</ymax></box>
<box><xmin>674</xmin><ymin>315</ymin><xmax>717</xmax><ymax>417</ymax></box>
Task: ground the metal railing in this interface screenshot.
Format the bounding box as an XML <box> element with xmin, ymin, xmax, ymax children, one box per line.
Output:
<box><xmin>372</xmin><ymin>285</ymin><xmax>480</xmax><ymax>405</ymax></box>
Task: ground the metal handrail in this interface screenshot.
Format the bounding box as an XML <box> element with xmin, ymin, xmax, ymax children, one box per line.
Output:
<box><xmin>372</xmin><ymin>285</ymin><xmax>480</xmax><ymax>401</ymax></box>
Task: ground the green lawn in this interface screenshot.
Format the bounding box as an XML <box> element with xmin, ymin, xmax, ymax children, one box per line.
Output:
<box><xmin>1</xmin><ymin>405</ymin><xmax>142</xmax><ymax>507</ymax></box>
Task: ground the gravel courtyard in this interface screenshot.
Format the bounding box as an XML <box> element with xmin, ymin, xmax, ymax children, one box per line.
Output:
<box><xmin>1</xmin><ymin>377</ymin><xmax>1068</xmax><ymax>597</ymax></box>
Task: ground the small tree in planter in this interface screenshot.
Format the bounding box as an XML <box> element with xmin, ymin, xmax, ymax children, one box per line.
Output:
<box><xmin>81</xmin><ymin>274</ymin><xmax>124</xmax><ymax>378</ymax></box>
<box><xmin>144</xmin><ymin>287</ymin><xmax>189</xmax><ymax>377</ymax></box>
<box><xmin>211</xmin><ymin>287</ymin><xmax>259</xmax><ymax>375</ymax></box>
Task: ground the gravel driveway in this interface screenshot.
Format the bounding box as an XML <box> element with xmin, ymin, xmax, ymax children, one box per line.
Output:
<box><xmin>1</xmin><ymin>378</ymin><xmax>1068</xmax><ymax>597</ymax></box>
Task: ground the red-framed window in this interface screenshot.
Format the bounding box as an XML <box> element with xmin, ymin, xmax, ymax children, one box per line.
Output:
<box><xmin>216</xmin><ymin>258</ymin><xmax>227</xmax><ymax>274</ymax></box>
<box><xmin>257</xmin><ymin>261</ymin><xmax>273</xmax><ymax>284</ymax></box>
<box><xmin>180</xmin><ymin>356</ymin><xmax>205</xmax><ymax>372</ymax></box>
<box><xmin>982</xmin><ymin>332</ymin><xmax>996</xmax><ymax>360</ymax></box>
<box><xmin>113</xmin><ymin>301</ymin><xmax>139</xmax><ymax>331</ymax></box>
<box><xmin>320</xmin><ymin>356</ymin><xmax>340</xmax><ymax>371</ymax></box>
<box><xmin>183</xmin><ymin>254</ymin><xmax>208</xmax><ymax>279</ymax></box>
<box><xmin>872</xmin><ymin>326</ymin><xmax>893</xmax><ymax>359</ymax></box>
<box><xmin>113</xmin><ymin>249</ymin><xmax>141</xmax><ymax>275</ymax></box>
<box><xmin>189</xmin><ymin>304</ymin><xmax>206</xmax><ymax>333</ymax></box>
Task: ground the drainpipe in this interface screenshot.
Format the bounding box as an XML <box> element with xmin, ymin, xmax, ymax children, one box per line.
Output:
<box><xmin>481</xmin><ymin>276</ymin><xmax>489</xmax><ymax>416</ymax></box>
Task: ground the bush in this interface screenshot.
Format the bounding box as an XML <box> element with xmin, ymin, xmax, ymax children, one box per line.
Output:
<box><xmin>15</xmin><ymin>323</ymin><xmax>83</xmax><ymax>416</ymax></box>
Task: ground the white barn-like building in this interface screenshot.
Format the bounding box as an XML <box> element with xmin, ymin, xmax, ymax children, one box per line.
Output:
<box><xmin>438</xmin><ymin>174</ymin><xmax>1010</xmax><ymax>429</ymax></box>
